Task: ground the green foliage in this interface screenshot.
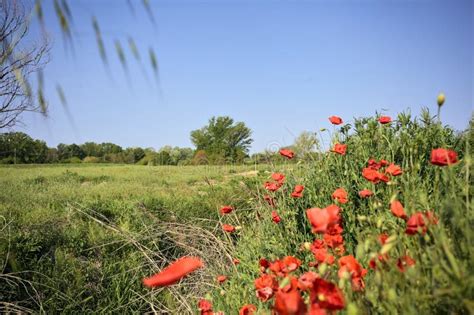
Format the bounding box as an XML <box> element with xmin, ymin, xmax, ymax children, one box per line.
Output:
<box><xmin>190</xmin><ymin>116</ymin><xmax>253</xmax><ymax>163</ymax></box>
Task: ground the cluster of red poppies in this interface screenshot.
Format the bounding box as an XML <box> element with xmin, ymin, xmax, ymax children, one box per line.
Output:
<box><xmin>141</xmin><ymin>114</ymin><xmax>459</xmax><ymax>315</ymax></box>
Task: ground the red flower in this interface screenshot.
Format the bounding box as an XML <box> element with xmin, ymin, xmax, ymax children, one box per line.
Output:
<box><xmin>306</xmin><ymin>205</ymin><xmax>341</xmax><ymax>234</ymax></box>
<box><xmin>332</xmin><ymin>188</ymin><xmax>348</xmax><ymax>204</ymax></box>
<box><xmin>362</xmin><ymin>167</ymin><xmax>389</xmax><ymax>183</ymax></box>
<box><xmin>217</xmin><ymin>275</ymin><xmax>228</xmax><ymax>283</ymax></box>
<box><xmin>281</xmin><ymin>256</ymin><xmax>302</xmax><ymax>273</ymax></box>
<box><xmin>379</xmin><ymin>116</ymin><xmax>392</xmax><ymax>124</ymax></box>
<box><xmin>291</xmin><ymin>185</ymin><xmax>305</xmax><ymax>198</ymax></box>
<box><xmin>369</xmin><ymin>254</ymin><xmax>389</xmax><ymax>270</ymax></box>
<box><xmin>397</xmin><ymin>255</ymin><xmax>416</xmax><ymax>272</ymax></box>
<box><xmin>331</xmin><ymin>143</ymin><xmax>347</xmax><ymax>155</ymax></box>
<box><xmin>358</xmin><ymin>189</ymin><xmax>373</xmax><ymax>198</ymax></box>
<box><xmin>272</xmin><ymin>172</ymin><xmax>286</xmax><ymax>183</ymax></box>
<box><xmin>222</xmin><ymin>224</ymin><xmax>236</xmax><ymax>233</ymax></box>
<box><xmin>329</xmin><ymin>116</ymin><xmax>343</xmax><ymax>125</ymax></box>
<box><xmin>431</xmin><ymin>148</ymin><xmax>458</xmax><ymax>166</ymax></box>
<box><xmin>385</xmin><ymin>163</ymin><xmax>403</xmax><ymax>176</ymax></box>
<box><xmin>264</xmin><ymin>195</ymin><xmax>276</xmax><ymax>207</ymax></box>
<box><xmin>272</xmin><ymin>211</ymin><xmax>281</xmax><ymax>224</ymax></box>
<box><xmin>378</xmin><ymin>233</ymin><xmax>389</xmax><ymax>245</ymax></box>
<box><xmin>255</xmin><ymin>274</ymin><xmax>278</xmax><ymax>302</ymax></box>
<box><xmin>338</xmin><ymin>255</ymin><xmax>367</xmax><ymax>291</ymax></box>
<box><xmin>265</xmin><ymin>181</ymin><xmax>282</xmax><ymax>192</ymax></box>
<box><xmin>323</xmin><ymin>225</ymin><xmax>345</xmax><ymax>254</ymax></box>
<box><xmin>220</xmin><ymin>205</ymin><xmax>234</xmax><ymax>215</ymax></box>
<box><xmin>233</xmin><ymin>258</ymin><xmax>240</xmax><ymax>265</ymax></box>
<box><xmin>239</xmin><ymin>304</ymin><xmax>257</xmax><ymax>315</ymax></box>
<box><xmin>274</xmin><ymin>277</ymin><xmax>307</xmax><ymax>315</ymax></box>
<box><xmin>280</xmin><ymin>149</ymin><xmax>295</xmax><ymax>159</ymax></box>
<box><xmin>310</xmin><ymin>278</ymin><xmax>345</xmax><ymax>310</ymax></box>
<box><xmin>310</xmin><ymin>239</ymin><xmax>335</xmax><ymax>265</ymax></box>
<box><xmin>405</xmin><ymin>211</ymin><xmax>438</xmax><ymax>235</ymax></box>
<box><xmin>143</xmin><ymin>256</ymin><xmax>204</xmax><ymax>287</ymax></box>
<box><xmin>298</xmin><ymin>271</ymin><xmax>319</xmax><ymax>291</ymax></box>
<box><xmin>259</xmin><ymin>258</ymin><xmax>270</xmax><ymax>272</ymax></box>
<box><xmin>390</xmin><ymin>200</ymin><xmax>407</xmax><ymax>220</ymax></box>
<box><xmin>198</xmin><ymin>299</ymin><xmax>213</xmax><ymax>315</ymax></box>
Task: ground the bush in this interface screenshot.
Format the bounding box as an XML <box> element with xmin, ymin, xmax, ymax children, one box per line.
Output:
<box><xmin>82</xmin><ymin>156</ymin><xmax>101</xmax><ymax>163</ymax></box>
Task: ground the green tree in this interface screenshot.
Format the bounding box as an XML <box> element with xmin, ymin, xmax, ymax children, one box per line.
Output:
<box><xmin>292</xmin><ymin>131</ymin><xmax>319</xmax><ymax>158</ymax></box>
<box><xmin>190</xmin><ymin>116</ymin><xmax>253</xmax><ymax>163</ymax></box>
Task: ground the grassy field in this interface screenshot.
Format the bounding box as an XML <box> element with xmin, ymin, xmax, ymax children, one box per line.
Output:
<box><xmin>1</xmin><ymin>111</ymin><xmax>473</xmax><ymax>314</ymax></box>
<box><xmin>0</xmin><ymin>163</ymin><xmax>268</xmax><ymax>313</ymax></box>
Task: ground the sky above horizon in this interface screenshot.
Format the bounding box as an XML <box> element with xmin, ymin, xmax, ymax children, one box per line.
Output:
<box><xmin>16</xmin><ymin>0</ymin><xmax>473</xmax><ymax>153</ymax></box>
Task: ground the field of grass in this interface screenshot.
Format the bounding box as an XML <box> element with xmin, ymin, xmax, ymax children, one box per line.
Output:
<box><xmin>1</xmin><ymin>110</ymin><xmax>473</xmax><ymax>314</ymax></box>
<box><xmin>0</xmin><ymin>163</ymin><xmax>268</xmax><ymax>313</ymax></box>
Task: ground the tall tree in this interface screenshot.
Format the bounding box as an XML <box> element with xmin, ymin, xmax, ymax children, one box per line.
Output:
<box><xmin>190</xmin><ymin>116</ymin><xmax>253</xmax><ymax>163</ymax></box>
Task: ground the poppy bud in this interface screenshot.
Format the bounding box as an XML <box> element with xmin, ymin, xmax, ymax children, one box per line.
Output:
<box><xmin>437</xmin><ymin>93</ymin><xmax>445</xmax><ymax>106</ymax></box>
<box><xmin>303</xmin><ymin>242</ymin><xmax>312</xmax><ymax>251</ymax></box>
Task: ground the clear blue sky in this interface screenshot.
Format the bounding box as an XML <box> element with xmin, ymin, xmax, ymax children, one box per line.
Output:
<box><xmin>19</xmin><ymin>0</ymin><xmax>473</xmax><ymax>153</ymax></box>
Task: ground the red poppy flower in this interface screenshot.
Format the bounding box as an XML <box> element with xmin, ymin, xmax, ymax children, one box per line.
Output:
<box><xmin>368</xmin><ymin>254</ymin><xmax>389</xmax><ymax>270</ymax></box>
<box><xmin>222</xmin><ymin>224</ymin><xmax>236</xmax><ymax>233</ymax></box>
<box><xmin>405</xmin><ymin>211</ymin><xmax>438</xmax><ymax>235</ymax></box>
<box><xmin>385</xmin><ymin>163</ymin><xmax>403</xmax><ymax>176</ymax></box>
<box><xmin>143</xmin><ymin>256</ymin><xmax>204</xmax><ymax>287</ymax></box>
<box><xmin>379</xmin><ymin>159</ymin><xmax>389</xmax><ymax>167</ymax></box>
<box><xmin>274</xmin><ymin>277</ymin><xmax>307</xmax><ymax>315</ymax></box>
<box><xmin>323</xmin><ymin>230</ymin><xmax>344</xmax><ymax>254</ymax></box>
<box><xmin>280</xmin><ymin>148</ymin><xmax>295</xmax><ymax>159</ymax></box>
<box><xmin>220</xmin><ymin>205</ymin><xmax>234</xmax><ymax>215</ymax></box>
<box><xmin>259</xmin><ymin>258</ymin><xmax>270</xmax><ymax>272</ymax></box>
<box><xmin>298</xmin><ymin>271</ymin><xmax>319</xmax><ymax>291</ymax></box>
<box><xmin>329</xmin><ymin>116</ymin><xmax>343</xmax><ymax>125</ymax></box>
<box><xmin>264</xmin><ymin>181</ymin><xmax>282</xmax><ymax>192</ymax></box>
<box><xmin>255</xmin><ymin>274</ymin><xmax>278</xmax><ymax>302</ymax></box>
<box><xmin>272</xmin><ymin>211</ymin><xmax>281</xmax><ymax>224</ymax></box>
<box><xmin>397</xmin><ymin>255</ymin><xmax>416</xmax><ymax>272</ymax></box>
<box><xmin>264</xmin><ymin>195</ymin><xmax>276</xmax><ymax>207</ymax></box>
<box><xmin>310</xmin><ymin>239</ymin><xmax>335</xmax><ymax>265</ymax></box>
<box><xmin>390</xmin><ymin>200</ymin><xmax>407</xmax><ymax>220</ymax></box>
<box><xmin>306</xmin><ymin>205</ymin><xmax>341</xmax><ymax>234</ymax></box>
<box><xmin>338</xmin><ymin>255</ymin><xmax>367</xmax><ymax>291</ymax></box>
<box><xmin>332</xmin><ymin>188</ymin><xmax>348</xmax><ymax>204</ymax></box>
<box><xmin>272</xmin><ymin>172</ymin><xmax>286</xmax><ymax>183</ymax></box>
<box><xmin>378</xmin><ymin>233</ymin><xmax>389</xmax><ymax>245</ymax></box>
<box><xmin>362</xmin><ymin>168</ymin><xmax>389</xmax><ymax>183</ymax></box>
<box><xmin>281</xmin><ymin>256</ymin><xmax>302</xmax><ymax>273</ymax></box>
<box><xmin>358</xmin><ymin>189</ymin><xmax>373</xmax><ymax>198</ymax></box>
<box><xmin>217</xmin><ymin>275</ymin><xmax>228</xmax><ymax>283</ymax></box>
<box><xmin>379</xmin><ymin>116</ymin><xmax>392</xmax><ymax>124</ymax></box>
<box><xmin>233</xmin><ymin>258</ymin><xmax>240</xmax><ymax>265</ymax></box>
<box><xmin>239</xmin><ymin>304</ymin><xmax>257</xmax><ymax>315</ymax></box>
<box><xmin>310</xmin><ymin>278</ymin><xmax>345</xmax><ymax>310</ymax></box>
<box><xmin>430</xmin><ymin>148</ymin><xmax>458</xmax><ymax>166</ymax></box>
<box><xmin>291</xmin><ymin>185</ymin><xmax>305</xmax><ymax>198</ymax></box>
<box><xmin>331</xmin><ymin>143</ymin><xmax>347</xmax><ymax>155</ymax></box>
<box><xmin>198</xmin><ymin>299</ymin><xmax>213</xmax><ymax>315</ymax></box>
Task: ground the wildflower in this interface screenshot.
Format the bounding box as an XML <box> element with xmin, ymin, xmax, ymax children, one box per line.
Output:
<box><xmin>272</xmin><ymin>211</ymin><xmax>281</xmax><ymax>224</ymax></box>
<box><xmin>239</xmin><ymin>304</ymin><xmax>257</xmax><ymax>315</ymax></box>
<box><xmin>329</xmin><ymin>116</ymin><xmax>343</xmax><ymax>125</ymax></box>
<box><xmin>265</xmin><ymin>181</ymin><xmax>282</xmax><ymax>192</ymax></box>
<box><xmin>378</xmin><ymin>233</ymin><xmax>389</xmax><ymax>245</ymax></box>
<box><xmin>358</xmin><ymin>189</ymin><xmax>373</xmax><ymax>198</ymax></box>
<box><xmin>368</xmin><ymin>254</ymin><xmax>389</xmax><ymax>270</ymax></box>
<box><xmin>379</xmin><ymin>116</ymin><xmax>392</xmax><ymax>124</ymax></box>
<box><xmin>306</xmin><ymin>205</ymin><xmax>341</xmax><ymax>234</ymax></box>
<box><xmin>217</xmin><ymin>275</ymin><xmax>228</xmax><ymax>283</ymax></box>
<box><xmin>220</xmin><ymin>205</ymin><xmax>233</xmax><ymax>215</ymax></box>
<box><xmin>385</xmin><ymin>163</ymin><xmax>402</xmax><ymax>176</ymax></box>
<box><xmin>323</xmin><ymin>224</ymin><xmax>345</xmax><ymax>254</ymax></box>
<box><xmin>437</xmin><ymin>93</ymin><xmax>445</xmax><ymax>106</ymax></box>
<box><xmin>331</xmin><ymin>143</ymin><xmax>347</xmax><ymax>155</ymax></box>
<box><xmin>272</xmin><ymin>172</ymin><xmax>286</xmax><ymax>183</ymax></box>
<box><xmin>390</xmin><ymin>200</ymin><xmax>407</xmax><ymax>220</ymax></box>
<box><xmin>281</xmin><ymin>256</ymin><xmax>302</xmax><ymax>273</ymax></box>
<box><xmin>143</xmin><ymin>256</ymin><xmax>204</xmax><ymax>287</ymax></box>
<box><xmin>233</xmin><ymin>258</ymin><xmax>240</xmax><ymax>265</ymax></box>
<box><xmin>310</xmin><ymin>239</ymin><xmax>335</xmax><ymax>265</ymax></box>
<box><xmin>309</xmin><ymin>278</ymin><xmax>345</xmax><ymax>310</ymax></box>
<box><xmin>198</xmin><ymin>299</ymin><xmax>213</xmax><ymax>315</ymax></box>
<box><xmin>397</xmin><ymin>255</ymin><xmax>416</xmax><ymax>272</ymax></box>
<box><xmin>291</xmin><ymin>185</ymin><xmax>304</xmax><ymax>198</ymax></box>
<box><xmin>280</xmin><ymin>148</ymin><xmax>295</xmax><ymax>159</ymax></box>
<box><xmin>255</xmin><ymin>274</ymin><xmax>278</xmax><ymax>302</ymax></box>
<box><xmin>362</xmin><ymin>167</ymin><xmax>389</xmax><ymax>183</ymax></box>
<box><xmin>298</xmin><ymin>271</ymin><xmax>319</xmax><ymax>290</ymax></box>
<box><xmin>338</xmin><ymin>255</ymin><xmax>367</xmax><ymax>291</ymax></box>
<box><xmin>222</xmin><ymin>224</ymin><xmax>236</xmax><ymax>233</ymax></box>
<box><xmin>273</xmin><ymin>277</ymin><xmax>306</xmax><ymax>315</ymax></box>
<box><xmin>430</xmin><ymin>148</ymin><xmax>458</xmax><ymax>166</ymax></box>
<box><xmin>332</xmin><ymin>188</ymin><xmax>348</xmax><ymax>204</ymax></box>
<box><xmin>259</xmin><ymin>258</ymin><xmax>270</xmax><ymax>272</ymax></box>
<box><xmin>405</xmin><ymin>211</ymin><xmax>438</xmax><ymax>235</ymax></box>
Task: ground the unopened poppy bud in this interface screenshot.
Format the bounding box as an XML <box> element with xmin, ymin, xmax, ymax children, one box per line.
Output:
<box><xmin>318</xmin><ymin>263</ymin><xmax>327</xmax><ymax>274</ymax></box>
<box><xmin>357</xmin><ymin>215</ymin><xmax>367</xmax><ymax>221</ymax></box>
<box><xmin>437</xmin><ymin>93</ymin><xmax>445</xmax><ymax>106</ymax></box>
<box><xmin>235</xmin><ymin>226</ymin><xmax>242</xmax><ymax>230</ymax></box>
<box><xmin>220</xmin><ymin>290</ymin><xmax>225</xmax><ymax>296</ymax></box>
<box><xmin>376</xmin><ymin>218</ymin><xmax>383</xmax><ymax>228</ymax></box>
<box><xmin>303</xmin><ymin>242</ymin><xmax>312</xmax><ymax>251</ymax></box>
<box><xmin>388</xmin><ymin>288</ymin><xmax>397</xmax><ymax>301</ymax></box>
<box><xmin>347</xmin><ymin>303</ymin><xmax>359</xmax><ymax>315</ymax></box>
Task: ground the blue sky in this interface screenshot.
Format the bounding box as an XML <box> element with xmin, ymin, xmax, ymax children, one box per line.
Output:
<box><xmin>19</xmin><ymin>0</ymin><xmax>473</xmax><ymax>152</ymax></box>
